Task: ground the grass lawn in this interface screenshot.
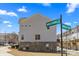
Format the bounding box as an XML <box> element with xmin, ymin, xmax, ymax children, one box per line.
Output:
<box><xmin>8</xmin><ymin>48</ymin><xmax>66</xmax><ymax>56</ymax></box>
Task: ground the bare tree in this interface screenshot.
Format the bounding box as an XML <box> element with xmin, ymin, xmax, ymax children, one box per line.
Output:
<box><xmin>8</xmin><ymin>32</ymin><xmax>18</xmax><ymax>44</ymax></box>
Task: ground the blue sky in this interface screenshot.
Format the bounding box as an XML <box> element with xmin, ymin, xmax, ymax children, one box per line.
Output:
<box><xmin>0</xmin><ymin>3</ymin><xmax>79</xmax><ymax>33</ymax></box>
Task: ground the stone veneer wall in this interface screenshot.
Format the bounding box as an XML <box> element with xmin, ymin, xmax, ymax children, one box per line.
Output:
<box><xmin>18</xmin><ymin>42</ymin><xmax>57</xmax><ymax>52</ymax></box>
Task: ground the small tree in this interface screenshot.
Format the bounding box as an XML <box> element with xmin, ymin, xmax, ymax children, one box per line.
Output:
<box><xmin>8</xmin><ymin>32</ymin><xmax>18</xmax><ymax>44</ymax></box>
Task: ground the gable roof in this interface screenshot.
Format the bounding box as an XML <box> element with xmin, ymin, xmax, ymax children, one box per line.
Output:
<box><xmin>19</xmin><ymin>13</ymin><xmax>52</xmax><ymax>24</ymax></box>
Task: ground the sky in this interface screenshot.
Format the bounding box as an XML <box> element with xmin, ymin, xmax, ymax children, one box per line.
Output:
<box><xmin>0</xmin><ymin>3</ymin><xmax>79</xmax><ymax>33</ymax></box>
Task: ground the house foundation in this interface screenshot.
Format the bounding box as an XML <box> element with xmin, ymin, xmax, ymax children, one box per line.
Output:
<box><xmin>18</xmin><ymin>42</ymin><xmax>57</xmax><ymax>52</ymax></box>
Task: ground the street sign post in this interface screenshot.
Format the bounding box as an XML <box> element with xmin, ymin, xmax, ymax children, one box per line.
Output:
<box><xmin>60</xmin><ymin>14</ymin><xmax>63</xmax><ymax>56</ymax></box>
<box><xmin>46</xmin><ymin>19</ymin><xmax>60</xmax><ymax>29</ymax></box>
<box><xmin>62</xmin><ymin>24</ymin><xmax>71</xmax><ymax>30</ymax></box>
<box><xmin>47</xmin><ymin>19</ymin><xmax>60</xmax><ymax>26</ymax></box>
<box><xmin>46</xmin><ymin>15</ymin><xmax>71</xmax><ymax>56</ymax></box>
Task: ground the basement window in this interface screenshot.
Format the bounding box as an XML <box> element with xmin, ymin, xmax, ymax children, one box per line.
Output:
<box><xmin>21</xmin><ymin>35</ymin><xmax>24</xmax><ymax>40</ymax></box>
<box><xmin>35</xmin><ymin>34</ymin><xmax>40</xmax><ymax>40</ymax></box>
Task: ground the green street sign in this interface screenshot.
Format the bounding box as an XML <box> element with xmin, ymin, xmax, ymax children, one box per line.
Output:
<box><xmin>46</xmin><ymin>19</ymin><xmax>60</xmax><ymax>27</ymax></box>
<box><xmin>62</xmin><ymin>24</ymin><xmax>71</xmax><ymax>30</ymax></box>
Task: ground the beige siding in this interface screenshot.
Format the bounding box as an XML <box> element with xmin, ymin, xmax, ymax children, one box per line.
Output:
<box><xmin>19</xmin><ymin>14</ymin><xmax>57</xmax><ymax>42</ymax></box>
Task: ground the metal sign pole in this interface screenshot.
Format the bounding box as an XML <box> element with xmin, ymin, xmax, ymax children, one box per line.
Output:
<box><xmin>60</xmin><ymin>14</ymin><xmax>63</xmax><ymax>56</ymax></box>
<box><xmin>76</xmin><ymin>25</ymin><xmax>78</xmax><ymax>50</ymax></box>
<box><xmin>66</xmin><ymin>33</ymin><xmax>67</xmax><ymax>56</ymax></box>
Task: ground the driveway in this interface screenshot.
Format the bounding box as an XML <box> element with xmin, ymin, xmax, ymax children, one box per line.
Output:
<box><xmin>0</xmin><ymin>46</ymin><xmax>14</xmax><ymax>56</ymax></box>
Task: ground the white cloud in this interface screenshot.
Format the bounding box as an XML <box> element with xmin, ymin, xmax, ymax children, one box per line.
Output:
<box><xmin>3</xmin><ymin>20</ymin><xmax>12</xmax><ymax>27</ymax></box>
<box><xmin>7</xmin><ymin>24</ymin><xmax>12</xmax><ymax>27</ymax></box>
<box><xmin>66</xmin><ymin>3</ymin><xmax>79</xmax><ymax>13</ymax></box>
<box><xmin>7</xmin><ymin>12</ymin><xmax>17</xmax><ymax>16</ymax></box>
<box><xmin>0</xmin><ymin>9</ymin><xmax>17</xmax><ymax>17</ymax></box>
<box><xmin>18</xmin><ymin>6</ymin><xmax>28</xmax><ymax>12</ymax></box>
<box><xmin>42</xmin><ymin>3</ymin><xmax>51</xmax><ymax>6</ymax></box>
<box><xmin>64</xmin><ymin>22</ymin><xmax>71</xmax><ymax>25</ymax></box>
<box><xmin>74</xmin><ymin>21</ymin><xmax>78</xmax><ymax>24</ymax></box>
<box><xmin>3</xmin><ymin>21</ymin><xmax>11</xmax><ymax>24</ymax></box>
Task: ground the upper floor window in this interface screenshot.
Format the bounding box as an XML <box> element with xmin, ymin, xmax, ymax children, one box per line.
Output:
<box><xmin>25</xmin><ymin>25</ymin><xmax>27</xmax><ymax>27</ymax></box>
<box><xmin>29</xmin><ymin>25</ymin><xmax>31</xmax><ymax>27</ymax></box>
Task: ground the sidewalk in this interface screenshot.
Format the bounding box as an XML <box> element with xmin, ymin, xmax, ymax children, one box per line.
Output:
<box><xmin>0</xmin><ymin>46</ymin><xmax>14</xmax><ymax>56</ymax></box>
<box><xmin>57</xmin><ymin>47</ymin><xmax>79</xmax><ymax>56</ymax></box>
<box><xmin>67</xmin><ymin>49</ymin><xmax>79</xmax><ymax>56</ymax></box>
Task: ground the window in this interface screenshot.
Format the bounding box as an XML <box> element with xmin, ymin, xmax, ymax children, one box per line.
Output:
<box><xmin>35</xmin><ymin>34</ymin><xmax>40</xmax><ymax>40</ymax></box>
<box><xmin>21</xmin><ymin>35</ymin><xmax>24</xmax><ymax>40</ymax></box>
<box><xmin>29</xmin><ymin>25</ymin><xmax>31</xmax><ymax>27</ymax></box>
<box><xmin>25</xmin><ymin>25</ymin><xmax>27</xmax><ymax>27</ymax></box>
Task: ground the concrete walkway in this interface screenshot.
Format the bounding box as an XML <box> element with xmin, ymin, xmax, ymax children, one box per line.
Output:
<box><xmin>67</xmin><ymin>49</ymin><xmax>79</xmax><ymax>56</ymax></box>
<box><xmin>0</xmin><ymin>46</ymin><xmax>14</xmax><ymax>56</ymax></box>
<box><xmin>57</xmin><ymin>47</ymin><xmax>79</xmax><ymax>56</ymax></box>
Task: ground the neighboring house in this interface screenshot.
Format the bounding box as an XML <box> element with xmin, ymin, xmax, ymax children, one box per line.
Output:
<box><xmin>0</xmin><ymin>33</ymin><xmax>5</xmax><ymax>45</ymax></box>
<box><xmin>0</xmin><ymin>33</ymin><xmax>18</xmax><ymax>45</ymax></box>
<box><xmin>57</xmin><ymin>25</ymin><xmax>79</xmax><ymax>50</ymax></box>
<box><xmin>19</xmin><ymin>14</ymin><xmax>57</xmax><ymax>52</ymax></box>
